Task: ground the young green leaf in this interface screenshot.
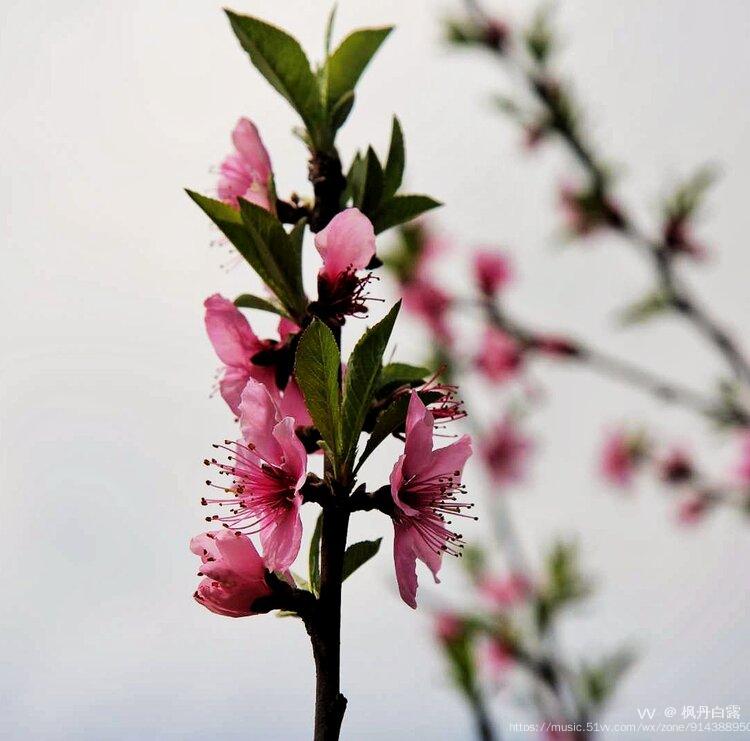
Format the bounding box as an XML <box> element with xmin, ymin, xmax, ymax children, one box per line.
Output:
<box><xmin>238</xmin><ymin>199</ymin><xmax>307</xmax><ymax>316</ymax></box>
<box><xmin>187</xmin><ymin>190</ymin><xmax>298</xmax><ymax>313</ymax></box>
<box><xmin>308</xmin><ymin>512</ymin><xmax>324</xmax><ymax>596</ymax></box>
<box><xmin>378</xmin><ymin>362</ymin><xmax>430</xmax><ymax>394</ymax></box>
<box><xmin>295</xmin><ymin>320</ymin><xmax>342</xmax><ymax>459</ymax></box>
<box><xmin>382</xmin><ymin>116</ymin><xmax>405</xmax><ymax>201</ymax></box>
<box><xmin>371</xmin><ymin>194</ymin><xmax>442</xmax><ymax>234</ymax></box>
<box><xmin>345</xmin><ymin>151</ymin><xmax>367</xmax><ymax>206</ymax></box>
<box><xmin>225</xmin><ymin>11</ymin><xmax>327</xmax><ymax>147</ymax></box>
<box><xmin>355</xmin><ymin>394</ymin><xmax>410</xmax><ymax>471</ymax></box>
<box><xmin>342</xmin><ymin>538</ymin><xmax>382</xmax><ymax>582</ymax></box>
<box><xmin>233</xmin><ymin>294</ymin><xmax>291</xmax><ymax>317</ymax></box>
<box><xmin>360</xmin><ymin>146</ymin><xmax>385</xmax><ymax>213</ymax></box>
<box><xmin>330</xmin><ymin>90</ymin><xmax>355</xmax><ymax>132</ymax></box>
<box><xmin>341</xmin><ymin>302</ymin><xmax>401</xmax><ymax>463</ymax></box>
<box><xmin>325</xmin><ymin>27</ymin><xmax>393</xmax><ymax>112</ymax></box>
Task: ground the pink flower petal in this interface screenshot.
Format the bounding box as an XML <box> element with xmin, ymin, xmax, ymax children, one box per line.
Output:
<box><xmin>238</xmin><ymin>378</ymin><xmax>283</xmax><ymax>465</ymax></box>
<box><xmin>314</xmin><ymin>208</ymin><xmax>376</xmax><ymax>279</ymax></box>
<box><xmin>260</xmin><ymin>496</ymin><xmax>303</xmax><ymax>572</ymax></box>
<box><xmin>204</xmin><ymin>294</ymin><xmax>261</xmax><ymax>368</ymax></box>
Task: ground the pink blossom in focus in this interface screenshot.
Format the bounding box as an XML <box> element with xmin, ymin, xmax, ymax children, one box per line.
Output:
<box><xmin>600</xmin><ymin>429</ymin><xmax>641</xmax><ymax>487</ymax></box>
<box><xmin>203</xmin><ymin>379</ymin><xmax>307</xmax><ymax>572</ymax></box>
<box><xmin>473</xmin><ymin>250</ymin><xmax>512</xmax><ymax>297</ymax></box>
<box><xmin>402</xmin><ymin>277</ymin><xmax>454</xmax><ymax>345</ymax></box>
<box><xmin>204</xmin><ymin>294</ymin><xmax>311</xmax><ymax>426</ymax></box>
<box><xmin>191</xmin><ymin>529</ymin><xmax>271</xmax><ymax>617</ymax></box>
<box><xmin>389</xmin><ymin>393</ymin><xmax>473</xmax><ymax>608</ymax></box>
<box><xmin>315</xmin><ymin>208</ymin><xmax>376</xmax><ymax>280</ymax></box>
<box><xmin>312</xmin><ymin>208</ymin><xmax>377</xmax><ymax>324</ymax></box>
<box><xmin>475</xmin><ymin>327</ymin><xmax>523</xmax><ymax>383</ymax></box>
<box><xmin>481</xmin><ymin>415</ymin><xmax>532</xmax><ymax>485</ymax></box>
<box><xmin>479</xmin><ymin>572</ymin><xmax>532</xmax><ymax>608</ymax></box>
<box><xmin>434</xmin><ymin>612</ymin><xmax>464</xmax><ymax>644</ymax></box>
<box><xmin>217</xmin><ymin>118</ymin><xmax>273</xmax><ymax>211</ymax></box>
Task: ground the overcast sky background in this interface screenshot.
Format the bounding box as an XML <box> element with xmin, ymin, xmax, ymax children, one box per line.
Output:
<box><xmin>3</xmin><ymin>0</ymin><xmax>750</xmax><ymax>738</ymax></box>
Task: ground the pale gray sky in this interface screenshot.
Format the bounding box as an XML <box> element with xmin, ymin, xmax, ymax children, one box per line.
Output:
<box><xmin>2</xmin><ymin>1</ymin><xmax>750</xmax><ymax>738</ymax></box>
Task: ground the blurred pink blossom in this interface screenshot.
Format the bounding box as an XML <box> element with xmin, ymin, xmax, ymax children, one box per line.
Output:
<box><xmin>475</xmin><ymin>327</ymin><xmax>523</xmax><ymax>383</ymax></box>
<box><xmin>600</xmin><ymin>429</ymin><xmax>642</xmax><ymax>487</ymax></box>
<box><xmin>481</xmin><ymin>416</ymin><xmax>532</xmax><ymax>485</ymax></box>
<box><xmin>479</xmin><ymin>572</ymin><xmax>533</xmax><ymax>607</ymax></box>
<box><xmin>473</xmin><ymin>249</ymin><xmax>513</xmax><ymax>297</ymax></box>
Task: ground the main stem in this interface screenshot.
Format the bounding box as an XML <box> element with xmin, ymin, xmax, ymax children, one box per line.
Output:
<box><xmin>307</xmin><ymin>140</ymin><xmax>348</xmax><ymax>738</ymax></box>
<box><xmin>310</xmin><ymin>497</ymin><xmax>350</xmax><ymax>740</ymax></box>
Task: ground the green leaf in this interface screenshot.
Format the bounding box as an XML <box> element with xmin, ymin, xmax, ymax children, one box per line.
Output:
<box><xmin>225</xmin><ymin>11</ymin><xmax>326</xmax><ymax>147</ymax></box>
<box><xmin>186</xmin><ymin>190</ymin><xmax>306</xmax><ymax>317</ymax></box>
<box><xmin>324</xmin><ymin>4</ymin><xmax>338</xmax><ymax>58</ymax></box>
<box><xmin>341</xmin><ymin>302</ymin><xmax>401</xmax><ymax>463</ymax></box>
<box><xmin>378</xmin><ymin>362</ymin><xmax>430</xmax><ymax>393</ymax></box>
<box><xmin>382</xmin><ymin>116</ymin><xmax>405</xmax><ymax>201</ymax></box>
<box><xmin>371</xmin><ymin>194</ymin><xmax>442</xmax><ymax>234</ymax></box>
<box><xmin>238</xmin><ymin>198</ymin><xmax>307</xmax><ymax>315</ymax></box>
<box><xmin>342</xmin><ymin>538</ymin><xmax>382</xmax><ymax>581</ymax></box>
<box><xmin>325</xmin><ymin>27</ymin><xmax>393</xmax><ymax>112</ymax></box>
<box><xmin>330</xmin><ymin>90</ymin><xmax>355</xmax><ymax>132</ymax></box>
<box><xmin>233</xmin><ymin>294</ymin><xmax>291</xmax><ymax>317</ymax></box>
<box><xmin>360</xmin><ymin>146</ymin><xmax>384</xmax><ymax>213</ymax></box>
<box><xmin>295</xmin><ymin>320</ymin><xmax>342</xmax><ymax>458</ymax></box>
<box><xmin>355</xmin><ymin>394</ymin><xmax>410</xmax><ymax>471</ymax></box>
<box><xmin>345</xmin><ymin>151</ymin><xmax>366</xmax><ymax>206</ymax></box>
<box><xmin>308</xmin><ymin>513</ymin><xmax>323</xmax><ymax>596</ymax></box>
<box><xmin>619</xmin><ymin>289</ymin><xmax>672</xmax><ymax>326</ymax></box>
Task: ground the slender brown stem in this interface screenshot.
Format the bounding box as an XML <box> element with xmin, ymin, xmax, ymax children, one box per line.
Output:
<box><xmin>309</xmin><ymin>500</ymin><xmax>350</xmax><ymax>741</ymax></box>
<box><xmin>305</xmin><ymin>153</ymin><xmax>350</xmax><ymax>740</ymax></box>
<box><xmin>465</xmin><ymin>0</ymin><xmax>750</xmax><ymax>395</ymax></box>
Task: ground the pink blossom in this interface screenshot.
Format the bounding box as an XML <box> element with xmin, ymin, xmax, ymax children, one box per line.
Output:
<box><xmin>485</xmin><ymin>638</ymin><xmax>516</xmax><ymax>677</ymax></box>
<box><xmin>191</xmin><ymin>529</ymin><xmax>271</xmax><ymax>617</ymax></box>
<box><xmin>402</xmin><ymin>277</ymin><xmax>453</xmax><ymax>345</ymax></box>
<box><xmin>479</xmin><ymin>572</ymin><xmax>532</xmax><ymax>608</ymax></box>
<box><xmin>475</xmin><ymin>327</ymin><xmax>523</xmax><ymax>383</ymax></box>
<box><xmin>677</xmin><ymin>493</ymin><xmax>709</xmax><ymax>525</ymax></box>
<box><xmin>203</xmin><ymin>379</ymin><xmax>308</xmax><ymax>572</ymax></box>
<box><xmin>600</xmin><ymin>429</ymin><xmax>642</xmax><ymax>487</ymax></box>
<box><xmin>315</xmin><ymin>208</ymin><xmax>375</xmax><ymax>280</ymax></box>
<box><xmin>204</xmin><ymin>294</ymin><xmax>311</xmax><ymax>426</ymax></box>
<box><xmin>480</xmin><ymin>416</ymin><xmax>532</xmax><ymax>485</ymax></box>
<box><xmin>473</xmin><ymin>250</ymin><xmax>512</xmax><ymax>297</ymax></box>
<box><xmin>217</xmin><ymin>118</ymin><xmax>273</xmax><ymax>211</ymax></box>
<box><xmin>312</xmin><ymin>208</ymin><xmax>376</xmax><ymax>324</ymax></box>
<box><xmin>389</xmin><ymin>393</ymin><xmax>473</xmax><ymax>608</ymax></box>
<box><xmin>434</xmin><ymin>612</ymin><xmax>464</xmax><ymax>644</ymax></box>
<box><xmin>735</xmin><ymin>431</ymin><xmax>750</xmax><ymax>486</ymax></box>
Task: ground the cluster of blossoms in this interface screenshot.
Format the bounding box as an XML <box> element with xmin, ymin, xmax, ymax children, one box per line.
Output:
<box><xmin>192</xmin><ymin>118</ymin><xmax>475</xmax><ymax>615</ymax></box>
<box><xmin>600</xmin><ymin>428</ymin><xmax>750</xmax><ymax>523</ymax></box>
